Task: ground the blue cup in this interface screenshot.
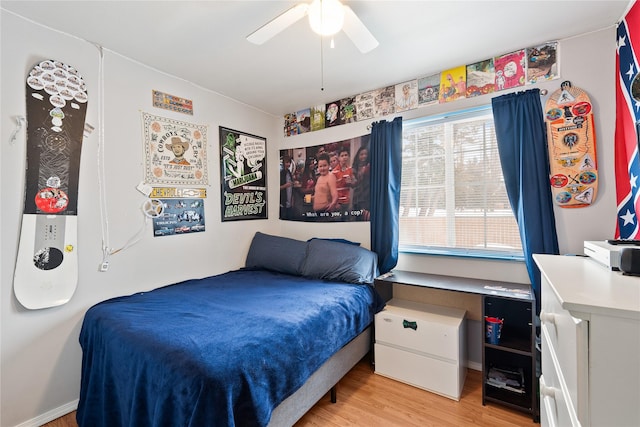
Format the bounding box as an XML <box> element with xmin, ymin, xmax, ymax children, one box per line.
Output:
<box><xmin>485</xmin><ymin>316</ymin><xmax>503</xmax><ymax>345</ymax></box>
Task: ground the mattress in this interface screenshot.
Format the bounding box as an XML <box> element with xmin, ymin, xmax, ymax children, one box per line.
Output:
<box><xmin>77</xmin><ymin>268</ymin><xmax>378</xmax><ymax>427</ymax></box>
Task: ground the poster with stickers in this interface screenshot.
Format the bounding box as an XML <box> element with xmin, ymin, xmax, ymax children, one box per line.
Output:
<box><xmin>219</xmin><ymin>127</ymin><xmax>267</xmax><ymax>221</ymax></box>
<box><xmin>142</xmin><ymin>112</ymin><xmax>208</xmax><ymax>186</ymax></box>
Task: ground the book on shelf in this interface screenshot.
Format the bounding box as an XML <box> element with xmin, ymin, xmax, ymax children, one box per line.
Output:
<box><xmin>486</xmin><ymin>366</ymin><xmax>525</xmax><ymax>394</ymax></box>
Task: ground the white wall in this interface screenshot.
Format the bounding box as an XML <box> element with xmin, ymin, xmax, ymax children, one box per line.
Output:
<box><xmin>0</xmin><ymin>11</ymin><xmax>281</xmax><ymax>427</ymax></box>
<box><xmin>1</xmin><ymin>7</ymin><xmax>619</xmax><ymax>426</ymax></box>
<box><xmin>403</xmin><ymin>27</ymin><xmax>617</xmax><ymax>278</ymax></box>
<box><xmin>281</xmin><ymin>26</ymin><xmax>618</xmax><ymax>280</ymax></box>
<box><xmin>277</xmin><ymin>27</ymin><xmax>618</xmax><ymax>370</ymax></box>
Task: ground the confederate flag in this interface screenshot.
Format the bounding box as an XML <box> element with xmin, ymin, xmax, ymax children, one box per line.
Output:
<box><xmin>615</xmin><ymin>0</ymin><xmax>640</xmax><ymax>239</ymax></box>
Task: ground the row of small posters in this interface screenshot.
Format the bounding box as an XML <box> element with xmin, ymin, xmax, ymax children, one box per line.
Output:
<box><xmin>284</xmin><ymin>41</ymin><xmax>558</xmax><ymax>136</ymax></box>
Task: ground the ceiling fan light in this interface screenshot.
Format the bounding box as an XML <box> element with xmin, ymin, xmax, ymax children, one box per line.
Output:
<box><xmin>308</xmin><ymin>0</ymin><xmax>345</xmax><ymax>36</ymax></box>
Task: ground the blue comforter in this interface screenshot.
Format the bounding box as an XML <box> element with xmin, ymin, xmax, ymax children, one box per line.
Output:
<box><xmin>77</xmin><ymin>269</ymin><xmax>380</xmax><ymax>427</ymax></box>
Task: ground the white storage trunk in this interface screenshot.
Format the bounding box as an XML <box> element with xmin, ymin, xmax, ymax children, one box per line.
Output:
<box><xmin>374</xmin><ymin>298</ymin><xmax>466</xmax><ymax>400</ymax></box>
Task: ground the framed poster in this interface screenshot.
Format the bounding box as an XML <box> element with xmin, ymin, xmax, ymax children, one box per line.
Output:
<box><xmin>219</xmin><ymin>127</ymin><xmax>267</xmax><ymax>221</ymax></box>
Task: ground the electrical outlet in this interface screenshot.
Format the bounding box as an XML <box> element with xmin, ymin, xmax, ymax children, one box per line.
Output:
<box><xmin>99</xmin><ymin>261</ymin><xmax>109</xmax><ymax>272</ymax></box>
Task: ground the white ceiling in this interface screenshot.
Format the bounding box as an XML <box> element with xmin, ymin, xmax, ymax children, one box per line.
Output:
<box><xmin>1</xmin><ymin>0</ymin><xmax>631</xmax><ymax>117</ymax></box>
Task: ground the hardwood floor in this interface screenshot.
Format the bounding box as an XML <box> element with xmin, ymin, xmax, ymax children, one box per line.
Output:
<box><xmin>44</xmin><ymin>357</ymin><xmax>535</xmax><ymax>427</ymax></box>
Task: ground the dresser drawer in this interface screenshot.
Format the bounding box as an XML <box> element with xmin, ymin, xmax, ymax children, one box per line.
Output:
<box><xmin>540</xmin><ymin>277</ymin><xmax>588</xmax><ymax>417</ymax></box>
<box><xmin>535</xmin><ymin>254</ymin><xmax>640</xmax><ymax>427</ymax></box>
<box><xmin>375</xmin><ymin>343</ymin><xmax>464</xmax><ymax>400</ymax></box>
<box><xmin>539</xmin><ymin>373</ymin><xmax>576</xmax><ymax>427</ymax></box>
<box><xmin>375</xmin><ymin>298</ymin><xmax>465</xmax><ymax>361</ymax></box>
<box><xmin>541</xmin><ymin>330</ymin><xmax>581</xmax><ymax>427</ymax></box>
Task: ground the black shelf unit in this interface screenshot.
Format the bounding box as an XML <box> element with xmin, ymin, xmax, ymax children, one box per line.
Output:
<box><xmin>373</xmin><ymin>271</ymin><xmax>539</xmax><ymax>421</ymax></box>
<box><xmin>482</xmin><ymin>294</ymin><xmax>538</xmax><ymax>422</ymax></box>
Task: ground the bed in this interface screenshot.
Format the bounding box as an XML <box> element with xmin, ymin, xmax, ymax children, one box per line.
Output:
<box><xmin>77</xmin><ymin>233</ymin><xmax>384</xmax><ymax>427</ymax></box>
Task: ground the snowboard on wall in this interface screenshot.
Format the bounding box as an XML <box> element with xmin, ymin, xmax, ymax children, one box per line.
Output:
<box><xmin>13</xmin><ymin>59</ymin><xmax>88</xmax><ymax>310</ymax></box>
<box><xmin>544</xmin><ymin>80</ymin><xmax>598</xmax><ymax>208</ymax></box>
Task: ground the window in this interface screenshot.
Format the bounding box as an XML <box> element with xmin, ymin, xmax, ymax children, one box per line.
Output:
<box><xmin>400</xmin><ymin>106</ymin><xmax>523</xmax><ymax>259</ymax></box>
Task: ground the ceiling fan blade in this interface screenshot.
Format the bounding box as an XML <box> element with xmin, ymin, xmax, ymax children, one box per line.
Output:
<box><xmin>342</xmin><ymin>5</ymin><xmax>378</xmax><ymax>53</ymax></box>
<box><xmin>247</xmin><ymin>3</ymin><xmax>309</xmax><ymax>45</ymax></box>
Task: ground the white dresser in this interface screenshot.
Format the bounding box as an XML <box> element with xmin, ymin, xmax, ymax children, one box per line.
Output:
<box><xmin>374</xmin><ymin>298</ymin><xmax>466</xmax><ymax>400</ymax></box>
<box><xmin>534</xmin><ymin>254</ymin><xmax>640</xmax><ymax>427</ymax></box>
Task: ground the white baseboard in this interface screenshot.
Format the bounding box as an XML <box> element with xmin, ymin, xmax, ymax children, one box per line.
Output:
<box><xmin>467</xmin><ymin>360</ymin><xmax>482</xmax><ymax>371</ymax></box>
<box><xmin>14</xmin><ymin>399</ymin><xmax>78</xmax><ymax>427</ymax></box>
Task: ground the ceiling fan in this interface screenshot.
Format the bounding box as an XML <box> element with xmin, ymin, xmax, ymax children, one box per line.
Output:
<box><xmin>247</xmin><ymin>0</ymin><xmax>379</xmax><ymax>53</ymax></box>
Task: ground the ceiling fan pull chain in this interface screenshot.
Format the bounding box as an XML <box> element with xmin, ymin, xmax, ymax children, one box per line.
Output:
<box><xmin>320</xmin><ymin>36</ymin><xmax>325</xmax><ymax>91</ymax></box>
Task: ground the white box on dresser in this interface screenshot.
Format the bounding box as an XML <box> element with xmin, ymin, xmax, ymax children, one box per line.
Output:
<box><xmin>374</xmin><ymin>298</ymin><xmax>466</xmax><ymax>400</ymax></box>
<box><xmin>534</xmin><ymin>254</ymin><xmax>640</xmax><ymax>427</ymax></box>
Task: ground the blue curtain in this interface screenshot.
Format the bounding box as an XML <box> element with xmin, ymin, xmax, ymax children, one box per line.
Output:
<box><xmin>370</xmin><ymin>116</ymin><xmax>403</xmax><ymax>274</ymax></box>
<box><xmin>491</xmin><ymin>89</ymin><xmax>559</xmax><ymax>312</ymax></box>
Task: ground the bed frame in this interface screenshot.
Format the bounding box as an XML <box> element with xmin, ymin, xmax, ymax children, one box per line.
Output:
<box><xmin>268</xmin><ymin>326</ymin><xmax>371</xmax><ymax>426</ymax></box>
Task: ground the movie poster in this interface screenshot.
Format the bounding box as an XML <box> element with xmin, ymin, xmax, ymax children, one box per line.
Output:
<box><xmin>220</xmin><ymin>127</ymin><xmax>267</xmax><ymax>221</ymax></box>
<box><xmin>142</xmin><ymin>112</ymin><xmax>208</xmax><ymax>186</ymax></box>
<box><xmin>279</xmin><ymin>134</ymin><xmax>372</xmax><ymax>222</ymax></box>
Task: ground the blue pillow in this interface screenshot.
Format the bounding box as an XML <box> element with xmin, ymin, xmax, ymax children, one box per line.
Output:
<box><xmin>301</xmin><ymin>239</ymin><xmax>379</xmax><ymax>284</ymax></box>
<box><xmin>307</xmin><ymin>237</ymin><xmax>361</xmax><ymax>246</ymax></box>
<box><xmin>245</xmin><ymin>232</ymin><xmax>308</xmax><ymax>275</ymax></box>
